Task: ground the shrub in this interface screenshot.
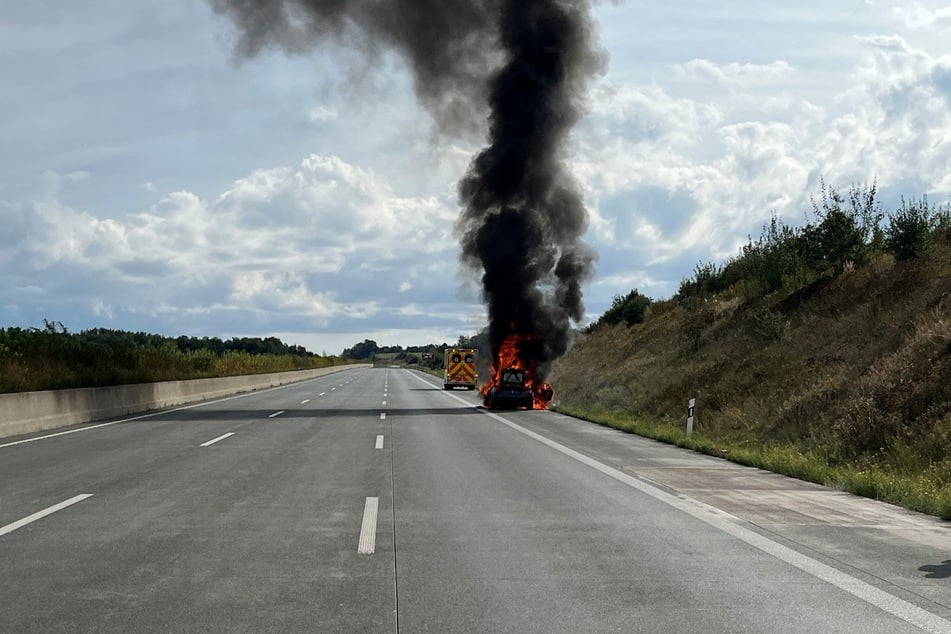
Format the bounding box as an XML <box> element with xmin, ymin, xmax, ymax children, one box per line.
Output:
<box><xmin>598</xmin><ymin>289</ymin><xmax>652</xmax><ymax>326</ymax></box>
<box><xmin>731</xmin><ymin>213</ymin><xmax>819</xmax><ymax>300</ymax></box>
<box><xmin>341</xmin><ymin>339</ymin><xmax>380</xmax><ymax>359</ymax></box>
<box><xmin>934</xmin><ymin>206</ymin><xmax>951</xmax><ymax>244</ymax></box>
<box><xmin>749</xmin><ymin>305</ymin><xmax>788</xmax><ymax>341</ymax></box>
<box><xmin>886</xmin><ymin>196</ymin><xmax>936</xmax><ymax>260</ymax></box>
<box><xmin>681</xmin><ymin>297</ymin><xmax>717</xmax><ymax>351</ymax></box>
<box><xmin>677</xmin><ymin>261</ymin><xmax>735</xmax><ymax>300</ymax></box>
<box><xmin>809</xmin><ymin>179</ymin><xmax>883</xmax><ymax>270</ymax></box>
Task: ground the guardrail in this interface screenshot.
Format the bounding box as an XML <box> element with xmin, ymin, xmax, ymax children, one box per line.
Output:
<box><xmin>0</xmin><ymin>364</ymin><xmax>371</xmax><ymax>439</ymax></box>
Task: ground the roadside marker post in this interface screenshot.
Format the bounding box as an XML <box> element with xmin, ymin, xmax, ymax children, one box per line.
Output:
<box><xmin>686</xmin><ymin>398</ymin><xmax>696</xmax><ymax>436</ymax></box>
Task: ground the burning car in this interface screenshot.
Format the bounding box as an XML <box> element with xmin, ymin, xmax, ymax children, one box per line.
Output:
<box><xmin>483</xmin><ymin>367</ymin><xmax>534</xmax><ymax>410</ymax></box>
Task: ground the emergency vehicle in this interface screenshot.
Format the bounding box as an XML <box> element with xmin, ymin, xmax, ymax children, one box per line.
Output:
<box><xmin>443</xmin><ymin>348</ymin><xmax>478</xmax><ymax>390</ymax></box>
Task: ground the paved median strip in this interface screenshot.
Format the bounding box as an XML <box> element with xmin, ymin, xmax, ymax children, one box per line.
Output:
<box><xmin>357</xmin><ymin>497</ymin><xmax>379</xmax><ymax>554</ymax></box>
<box><xmin>200</xmin><ymin>432</ymin><xmax>235</xmax><ymax>447</ymax></box>
<box><xmin>0</xmin><ymin>494</ymin><xmax>93</xmax><ymax>538</ymax></box>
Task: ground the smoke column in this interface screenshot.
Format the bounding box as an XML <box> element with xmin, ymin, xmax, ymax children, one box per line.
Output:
<box><xmin>457</xmin><ymin>2</ymin><xmax>601</xmax><ymax>385</ymax></box>
<box><xmin>210</xmin><ymin>0</ymin><xmax>604</xmax><ymax>383</ymax></box>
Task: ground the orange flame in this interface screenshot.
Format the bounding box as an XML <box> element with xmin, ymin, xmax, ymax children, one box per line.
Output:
<box><xmin>481</xmin><ymin>333</ymin><xmax>553</xmax><ymax>409</ymax></box>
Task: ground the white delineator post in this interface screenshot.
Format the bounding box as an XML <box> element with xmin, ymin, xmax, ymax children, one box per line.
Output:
<box><xmin>686</xmin><ymin>398</ymin><xmax>696</xmax><ymax>436</ymax></box>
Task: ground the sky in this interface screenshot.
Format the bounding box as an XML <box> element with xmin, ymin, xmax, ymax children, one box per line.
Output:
<box><xmin>2</xmin><ymin>1</ymin><xmax>951</xmax><ymax>355</ymax></box>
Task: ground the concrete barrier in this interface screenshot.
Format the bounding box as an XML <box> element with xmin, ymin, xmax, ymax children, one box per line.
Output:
<box><xmin>0</xmin><ymin>364</ymin><xmax>371</xmax><ymax>439</ymax></box>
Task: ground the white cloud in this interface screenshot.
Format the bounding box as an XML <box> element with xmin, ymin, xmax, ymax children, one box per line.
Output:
<box><xmin>397</xmin><ymin>304</ymin><xmax>425</xmax><ymax>316</ymax></box>
<box><xmin>577</xmin><ymin>31</ymin><xmax>951</xmax><ymax>283</ymax></box>
<box><xmin>815</xmin><ymin>36</ymin><xmax>951</xmax><ymax>188</ymax></box>
<box><xmin>307</xmin><ymin>105</ymin><xmax>338</xmax><ymax>123</ymax></box>
<box><xmin>39</xmin><ymin>170</ymin><xmax>92</xmax><ymax>199</ymax></box>
<box><xmin>673</xmin><ymin>59</ymin><xmax>793</xmax><ymax>85</ymax></box>
<box><xmin>593</xmin><ymin>271</ymin><xmax>660</xmax><ymax>293</ymax></box>
<box><xmin>892</xmin><ymin>3</ymin><xmax>951</xmax><ymax>30</ymax></box>
<box><xmin>579</xmin><ymin>84</ymin><xmax>808</xmax><ymax>260</ymax></box>
<box><xmin>92</xmin><ymin>300</ymin><xmax>114</xmax><ymax>320</ymax></box>
<box><xmin>65</xmin><ymin>170</ymin><xmax>91</xmax><ymax>183</ymax></box>
<box><xmin>0</xmin><ymin>153</ymin><xmax>470</xmax><ymax>340</ymax></box>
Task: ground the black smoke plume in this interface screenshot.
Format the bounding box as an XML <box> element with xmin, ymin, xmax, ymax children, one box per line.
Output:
<box><xmin>210</xmin><ymin>0</ymin><xmax>604</xmax><ymax>381</ymax></box>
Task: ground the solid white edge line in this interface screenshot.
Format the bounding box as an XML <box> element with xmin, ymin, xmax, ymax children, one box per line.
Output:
<box><xmin>0</xmin><ymin>494</ymin><xmax>94</xmax><ymax>538</ymax></box>
<box><xmin>411</xmin><ymin>371</ymin><xmax>951</xmax><ymax>634</ymax></box>
<box><xmin>358</xmin><ymin>497</ymin><xmax>379</xmax><ymax>554</ymax></box>
<box><xmin>0</xmin><ymin>373</ymin><xmax>347</xmax><ymax>449</ymax></box>
<box><xmin>200</xmin><ymin>432</ymin><xmax>235</xmax><ymax>447</ymax></box>
<box><xmin>268</xmin><ymin>410</ymin><xmax>285</xmax><ymax>418</ymax></box>
<box><xmin>375</xmin><ymin>435</ymin><xmax>384</xmax><ymax>449</ymax></box>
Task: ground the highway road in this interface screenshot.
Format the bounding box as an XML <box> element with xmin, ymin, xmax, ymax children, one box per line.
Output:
<box><xmin>1</xmin><ymin>367</ymin><xmax>949</xmax><ymax>632</ymax></box>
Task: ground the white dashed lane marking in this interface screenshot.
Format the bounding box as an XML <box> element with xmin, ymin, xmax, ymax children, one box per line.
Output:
<box><xmin>1</xmin><ymin>495</ymin><xmax>94</xmax><ymax>538</ymax></box>
<box><xmin>357</xmin><ymin>497</ymin><xmax>379</xmax><ymax>554</ymax></box>
<box><xmin>200</xmin><ymin>432</ymin><xmax>235</xmax><ymax>447</ymax></box>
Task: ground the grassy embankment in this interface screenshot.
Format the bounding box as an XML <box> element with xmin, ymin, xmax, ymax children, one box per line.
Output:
<box><xmin>0</xmin><ymin>325</ymin><xmax>348</xmax><ymax>394</ymax></box>
<box><xmin>550</xmin><ymin>184</ymin><xmax>951</xmax><ymax>518</ymax></box>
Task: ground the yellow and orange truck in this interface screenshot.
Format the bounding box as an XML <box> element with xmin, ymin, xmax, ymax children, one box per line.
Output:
<box><xmin>443</xmin><ymin>348</ymin><xmax>478</xmax><ymax>390</ymax></box>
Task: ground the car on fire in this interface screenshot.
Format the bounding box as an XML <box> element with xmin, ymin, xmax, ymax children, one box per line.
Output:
<box><xmin>483</xmin><ymin>367</ymin><xmax>534</xmax><ymax>410</ymax></box>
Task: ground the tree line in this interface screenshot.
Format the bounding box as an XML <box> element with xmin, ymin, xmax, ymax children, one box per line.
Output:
<box><xmin>341</xmin><ymin>334</ymin><xmax>490</xmax><ymax>366</ymax></box>
<box><xmin>0</xmin><ymin>321</ymin><xmax>344</xmax><ymax>393</ymax></box>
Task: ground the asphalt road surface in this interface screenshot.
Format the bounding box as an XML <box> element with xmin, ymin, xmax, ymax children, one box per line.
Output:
<box><xmin>2</xmin><ymin>367</ymin><xmax>949</xmax><ymax>633</ymax></box>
